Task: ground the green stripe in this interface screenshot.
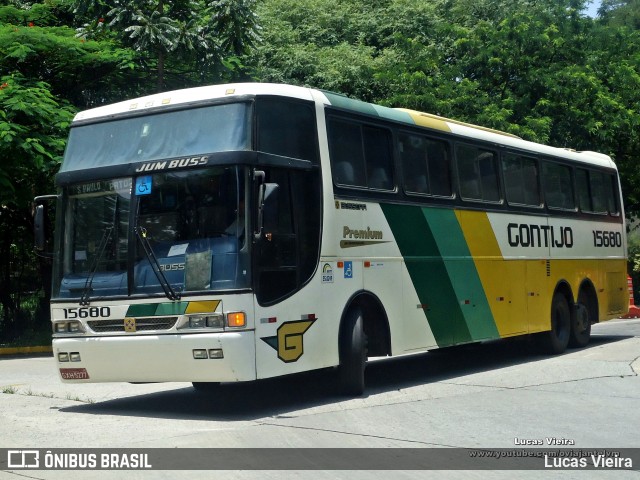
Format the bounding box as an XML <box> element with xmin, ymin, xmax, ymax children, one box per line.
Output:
<box><xmin>382</xmin><ymin>204</ymin><xmax>469</xmax><ymax>346</ymax></box>
<box><xmin>323</xmin><ymin>91</ymin><xmax>416</xmax><ymax>125</ymax></box>
<box><xmin>381</xmin><ymin>204</ymin><xmax>498</xmax><ymax>346</ymax></box>
<box><xmin>422</xmin><ymin>209</ymin><xmax>499</xmax><ymax>341</ymax></box>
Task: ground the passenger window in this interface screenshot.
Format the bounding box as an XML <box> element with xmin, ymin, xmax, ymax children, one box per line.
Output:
<box><xmin>576</xmin><ymin>168</ymin><xmax>592</xmax><ymax>211</ymax></box>
<box><xmin>502</xmin><ymin>154</ymin><xmax>541</xmax><ymax>206</ymax></box>
<box><xmin>576</xmin><ymin>168</ymin><xmax>618</xmax><ymax>215</ymax></box>
<box><xmin>543</xmin><ymin>162</ymin><xmax>575</xmax><ymax>210</ymax></box>
<box><xmin>328</xmin><ymin>119</ymin><xmax>366</xmax><ymax>187</ymax></box>
<box><xmin>256</xmin><ymin>98</ymin><xmax>318</xmax><ymax>164</ymax></box>
<box><xmin>456</xmin><ymin>144</ymin><xmax>500</xmax><ymax>202</ymax></box>
<box><xmin>606</xmin><ymin>175</ymin><xmax>619</xmax><ymax>214</ymax></box>
<box><xmin>400</xmin><ymin>132</ymin><xmax>452</xmax><ymax>197</ymax></box>
<box><xmin>328</xmin><ymin>117</ymin><xmax>394</xmax><ymax>190</ymax></box>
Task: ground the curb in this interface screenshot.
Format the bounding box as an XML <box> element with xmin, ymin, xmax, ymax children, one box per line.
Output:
<box><xmin>0</xmin><ymin>346</ymin><xmax>53</xmax><ymax>356</ymax></box>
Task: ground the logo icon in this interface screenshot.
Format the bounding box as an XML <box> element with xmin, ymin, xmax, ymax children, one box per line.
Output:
<box><xmin>124</xmin><ymin>317</ymin><xmax>137</xmax><ymax>333</ymax></box>
<box><xmin>261</xmin><ymin>318</ymin><xmax>317</xmax><ymax>363</ymax></box>
<box><xmin>321</xmin><ymin>263</ymin><xmax>334</xmax><ymax>283</ymax></box>
<box><xmin>344</xmin><ymin>261</ymin><xmax>353</xmax><ymax>279</ymax></box>
<box><xmin>8</xmin><ymin>450</ymin><xmax>39</xmax><ymax>468</ymax></box>
<box><xmin>135</xmin><ymin>176</ymin><xmax>152</xmax><ymax>196</ymax></box>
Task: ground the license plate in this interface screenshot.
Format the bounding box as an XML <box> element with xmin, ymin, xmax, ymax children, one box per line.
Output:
<box><xmin>59</xmin><ymin>368</ymin><xmax>90</xmax><ymax>380</ymax></box>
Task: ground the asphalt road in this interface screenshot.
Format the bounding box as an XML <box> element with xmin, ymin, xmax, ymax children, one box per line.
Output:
<box><xmin>1</xmin><ymin>318</ymin><xmax>639</xmax><ymax>480</ymax></box>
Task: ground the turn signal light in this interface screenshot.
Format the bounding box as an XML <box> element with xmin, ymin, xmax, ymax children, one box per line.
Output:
<box><xmin>226</xmin><ymin>312</ymin><xmax>246</xmax><ymax>328</ymax></box>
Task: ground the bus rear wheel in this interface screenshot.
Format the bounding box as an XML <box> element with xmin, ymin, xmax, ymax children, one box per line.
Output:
<box><xmin>338</xmin><ymin>307</ymin><xmax>367</xmax><ymax>396</ymax></box>
<box><xmin>540</xmin><ymin>292</ymin><xmax>571</xmax><ymax>354</ymax></box>
<box><xmin>569</xmin><ymin>290</ymin><xmax>592</xmax><ymax>348</ymax></box>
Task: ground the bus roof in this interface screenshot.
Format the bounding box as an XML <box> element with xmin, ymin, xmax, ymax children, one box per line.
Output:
<box><xmin>73</xmin><ymin>82</ymin><xmax>616</xmax><ymax>170</ymax></box>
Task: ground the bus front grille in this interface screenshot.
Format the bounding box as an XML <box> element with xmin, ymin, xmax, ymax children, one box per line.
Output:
<box><xmin>87</xmin><ymin>317</ymin><xmax>179</xmax><ymax>332</ymax></box>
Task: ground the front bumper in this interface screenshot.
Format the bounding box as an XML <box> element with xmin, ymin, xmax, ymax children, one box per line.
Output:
<box><xmin>53</xmin><ymin>331</ymin><xmax>256</xmax><ymax>383</ymax></box>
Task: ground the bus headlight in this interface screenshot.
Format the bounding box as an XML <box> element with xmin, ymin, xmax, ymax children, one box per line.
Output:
<box><xmin>68</xmin><ymin>321</ymin><xmax>82</xmax><ymax>333</ymax></box>
<box><xmin>186</xmin><ymin>314</ymin><xmax>224</xmax><ymax>329</ymax></box>
<box><xmin>53</xmin><ymin>321</ymin><xmax>84</xmax><ymax>334</ymax></box>
<box><xmin>188</xmin><ymin>316</ymin><xmax>206</xmax><ymax>329</ymax></box>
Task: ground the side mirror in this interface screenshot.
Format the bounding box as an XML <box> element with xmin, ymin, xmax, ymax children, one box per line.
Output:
<box><xmin>254</xmin><ymin>182</ymin><xmax>279</xmax><ymax>241</ymax></box>
<box><xmin>33</xmin><ymin>195</ymin><xmax>57</xmax><ymax>257</ymax></box>
<box><xmin>34</xmin><ymin>204</ymin><xmax>47</xmax><ymax>251</ymax></box>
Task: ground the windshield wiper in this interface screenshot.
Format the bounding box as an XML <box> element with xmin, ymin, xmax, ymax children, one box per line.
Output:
<box><xmin>79</xmin><ymin>226</ymin><xmax>114</xmax><ymax>306</ymax></box>
<box><xmin>135</xmin><ymin>226</ymin><xmax>180</xmax><ymax>301</ymax></box>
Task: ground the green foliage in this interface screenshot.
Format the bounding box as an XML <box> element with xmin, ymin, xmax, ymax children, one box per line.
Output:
<box><xmin>3</xmin><ymin>0</ymin><xmax>640</xmax><ymax>341</ymax></box>
<box><xmin>0</xmin><ymin>74</ymin><xmax>74</xmax><ymax>205</ymax></box>
<box><xmin>599</xmin><ymin>0</ymin><xmax>640</xmax><ymax>28</ymax></box>
<box><xmin>252</xmin><ymin>0</ymin><xmax>640</xmax><ymax>216</ymax></box>
<box><xmin>73</xmin><ymin>0</ymin><xmax>261</xmax><ymax>91</ymax></box>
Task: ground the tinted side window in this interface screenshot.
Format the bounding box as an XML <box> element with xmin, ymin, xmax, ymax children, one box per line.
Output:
<box><xmin>399</xmin><ymin>132</ymin><xmax>452</xmax><ymax>197</ymax></box>
<box><xmin>502</xmin><ymin>154</ymin><xmax>541</xmax><ymax>206</ymax></box>
<box><xmin>576</xmin><ymin>168</ymin><xmax>620</xmax><ymax>215</ymax></box>
<box><xmin>589</xmin><ymin>171</ymin><xmax>608</xmax><ymax>213</ymax></box>
<box><xmin>607</xmin><ymin>175</ymin><xmax>619</xmax><ymax>214</ymax></box>
<box><xmin>576</xmin><ymin>168</ymin><xmax>592</xmax><ymax>211</ymax></box>
<box><xmin>328</xmin><ymin>118</ymin><xmax>365</xmax><ymax>186</ymax></box>
<box><xmin>456</xmin><ymin>145</ymin><xmax>500</xmax><ymax>202</ymax></box>
<box><xmin>328</xmin><ymin>117</ymin><xmax>394</xmax><ymax>190</ymax></box>
<box><xmin>256</xmin><ymin>98</ymin><xmax>318</xmax><ymax>164</ymax></box>
<box><xmin>543</xmin><ymin>162</ymin><xmax>575</xmax><ymax>210</ymax></box>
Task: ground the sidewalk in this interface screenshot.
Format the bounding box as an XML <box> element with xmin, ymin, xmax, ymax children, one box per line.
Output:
<box><xmin>0</xmin><ymin>345</ymin><xmax>52</xmax><ymax>356</ymax></box>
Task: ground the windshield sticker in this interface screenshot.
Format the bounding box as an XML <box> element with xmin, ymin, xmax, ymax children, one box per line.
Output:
<box><xmin>168</xmin><ymin>243</ymin><xmax>189</xmax><ymax>257</ymax></box>
<box><xmin>135</xmin><ymin>176</ymin><xmax>153</xmax><ymax>196</ymax></box>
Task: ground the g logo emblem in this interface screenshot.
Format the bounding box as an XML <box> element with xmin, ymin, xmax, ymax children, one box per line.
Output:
<box><xmin>262</xmin><ymin>319</ymin><xmax>316</xmax><ymax>363</ymax></box>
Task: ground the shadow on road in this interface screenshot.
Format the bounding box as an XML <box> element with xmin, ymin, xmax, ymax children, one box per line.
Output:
<box><xmin>59</xmin><ymin>332</ymin><xmax>632</xmax><ymax>421</ymax></box>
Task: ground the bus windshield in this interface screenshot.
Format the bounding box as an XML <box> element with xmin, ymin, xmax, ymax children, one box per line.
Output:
<box><xmin>54</xmin><ymin>167</ymin><xmax>250</xmax><ymax>300</ymax></box>
<box><xmin>61</xmin><ymin>102</ymin><xmax>251</xmax><ymax>172</ymax></box>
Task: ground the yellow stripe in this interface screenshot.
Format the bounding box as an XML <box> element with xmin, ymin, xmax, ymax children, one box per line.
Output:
<box><xmin>396</xmin><ymin>109</ymin><xmax>451</xmax><ymax>132</ymax></box>
<box><xmin>185</xmin><ymin>300</ymin><xmax>221</xmax><ymax>314</ymax></box>
<box><xmin>456</xmin><ymin>210</ymin><xmax>628</xmax><ymax>335</ymax></box>
<box><xmin>456</xmin><ymin>210</ymin><xmax>525</xmax><ymax>337</ymax></box>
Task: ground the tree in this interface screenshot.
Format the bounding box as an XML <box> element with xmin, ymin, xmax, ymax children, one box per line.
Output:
<box><xmin>252</xmin><ymin>0</ymin><xmax>640</xmax><ymax>217</ymax></box>
<box><xmin>74</xmin><ymin>0</ymin><xmax>262</xmax><ymax>92</ymax></box>
<box><xmin>0</xmin><ymin>74</ymin><xmax>75</xmax><ymax>333</ymax></box>
<box><xmin>0</xmin><ymin>1</ymin><xmax>132</xmax><ymax>338</ymax></box>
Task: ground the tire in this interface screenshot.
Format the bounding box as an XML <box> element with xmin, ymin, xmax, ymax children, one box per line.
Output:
<box><xmin>540</xmin><ymin>292</ymin><xmax>571</xmax><ymax>354</ymax></box>
<box><xmin>192</xmin><ymin>382</ymin><xmax>222</xmax><ymax>394</ymax></box>
<box><xmin>569</xmin><ymin>290</ymin><xmax>592</xmax><ymax>348</ymax></box>
<box><xmin>338</xmin><ymin>308</ymin><xmax>368</xmax><ymax>396</ymax></box>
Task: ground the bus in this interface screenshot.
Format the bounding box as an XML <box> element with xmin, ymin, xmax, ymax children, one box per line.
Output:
<box><xmin>34</xmin><ymin>83</ymin><xmax>628</xmax><ymax>395</ymax></box>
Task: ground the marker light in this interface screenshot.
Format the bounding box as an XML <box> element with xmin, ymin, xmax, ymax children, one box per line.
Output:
<box><xmin>226</xmin><ymin>312</ymin><xmax>246</xmax><ymax>328</ymax></box>
<box><xmin>193</xmin><ymin>349</ymin><xmax>208</xmax><ymax>359</ymax></box>
<box><xmin>208</xmin><ymin>349</ymin><xmax>224</xmax><ymax>359</ymax></box>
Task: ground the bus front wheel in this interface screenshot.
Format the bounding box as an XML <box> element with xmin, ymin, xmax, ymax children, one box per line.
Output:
<box><xmin>540</xmin><ymin>292</ymin><xmax>571</xmax><ymax>354</ymax></box>
<box><xmin>338</xmin><ymin>307</ymin><xmax>367</xmax><ymax>396</ymax></box>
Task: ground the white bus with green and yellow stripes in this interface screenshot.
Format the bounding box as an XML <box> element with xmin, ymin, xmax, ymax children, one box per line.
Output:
<box><xmin>35</xmin><ymin>83</ymin><xmax>628</xmax><ymax>395</ymax></box>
